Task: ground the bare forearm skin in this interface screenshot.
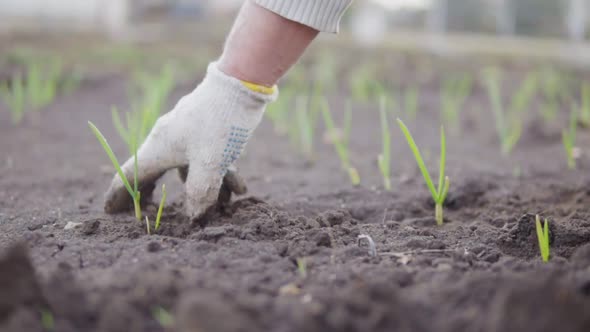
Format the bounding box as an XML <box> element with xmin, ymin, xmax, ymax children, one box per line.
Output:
<box><xmin>218</xmin><ymin>1</ymin><xmax>319</xmax><ymax>87</ymax></box>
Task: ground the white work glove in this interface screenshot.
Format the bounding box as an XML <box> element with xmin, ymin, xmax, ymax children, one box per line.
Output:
<box><xmin>103</xmin><ymin>62</ymin><xmax>278</xmax><ymax>219</ymax></box>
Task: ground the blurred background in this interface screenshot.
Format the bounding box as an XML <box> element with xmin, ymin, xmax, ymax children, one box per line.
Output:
<box><xmin>0</xmin><ymin>0</ymin><xmax>588</xmax><ymax>39</ymax></box>
<box><xmin>0</xmin><ymin>0</ymin><xmax>589</xmax><ymax>64</ymax></box>
<box><xmin>0</xmin><ymin>0</ymin><xmax>587</xmax><ymax>41</ymax></box>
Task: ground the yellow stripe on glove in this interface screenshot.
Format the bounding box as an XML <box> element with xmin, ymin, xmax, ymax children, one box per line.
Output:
<box><xmin>241</xmin><ymin>80</ymin><xmax>277</xmax><ymax>95</ymax></box>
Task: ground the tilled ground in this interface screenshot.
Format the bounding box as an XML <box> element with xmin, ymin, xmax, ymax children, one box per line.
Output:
<box><xmin>1</xmin><ymin>56</ymin><xmax>590</xmax><ymax>332</ymax></box>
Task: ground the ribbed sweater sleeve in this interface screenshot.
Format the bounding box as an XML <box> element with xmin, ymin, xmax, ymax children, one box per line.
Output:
<box><xmin>254</xmin><ymin>0</ymin><xmax>353</xmax><ymax>33</ymax></box>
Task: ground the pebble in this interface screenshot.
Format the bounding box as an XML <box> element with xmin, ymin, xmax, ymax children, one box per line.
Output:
<box><xmin>64</xmin><ymin>222</ymin><xmax>82</xmax><ymax>230</ymax></box>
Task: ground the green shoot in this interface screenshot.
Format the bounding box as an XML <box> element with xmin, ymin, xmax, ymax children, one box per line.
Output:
<box><xmin>537</xmin><ymin>67</ymin><xmax>572</xmax><ymax>123</ymax></box>
<box><xmin>539</xmin><ymin>100</ymin><xmax>558</xmax><ymax>123</ymax></box>
<box><xmin>295</xmin><ymin>96</ymin><xmax>315</xmax><ymax>160</ymax></box>
<box><xmin>579</xmin><ymin>83</ymin><xmax>590</xmax><ymax>127</ymax></box>
<box><xmin>112</xmin><ymin>65</ymin><xmax>175</xmax><ymax>154</ymax></box>
<box><xmin>145</xmin><ymin>184</ymin><xmax>166</xmax><ymax>234</ymax></box>
<box><xmin>1</xmin><ymin>58</ymin><xmax>76</xmax><ymax>125</ymax></box>
<box><xmin>378</xmin><ymin>97</ymin><xmax>392</xmax><ymax>191</ymax></box>
<box><xmin>296</xmin><ymin>257</ymin><xmax>307</xmax><ymax>278</ymax></box>
<box><xmin>88</xmin><ymin>121</ymin><xmax>142</xmax><ymax>221</ymax></box>
<box><xmin>404</xmin><ymin>84</ymin><xmax>419</xmax><ymax>119</ymax></box>
<box><xmin>348</xmin><ymin>65</ymin><xmax>387</xmax><ymax>103</ymax></box>
<box><xmin>312</xmin><ymin>51</ymin><xmax>338</xmax><ymax>94</ymax></box>
<box><xmin>41</xmin><ymin>309</ymin><xmax>54</xmax><ymax>331</ymax></box>
<box><xmin>155</xmin><ymin>184</ymin><xmax>167</xmax><ymax>231</ymax></box>
<box><xmin>482</xmin><ymin>69</ymin><xmax>522</xmax><ymax>156</ymax></box>
<box><xmin>265</xmin><ymin>85</ymin><xmax>294</xmax><ymax>135</ymax></box>
<box><xmin>349</xmin><ymin>65</ymin><xmax>373</xmax><ymax>103</ymax></box>
<box><xmin>26</xmin><ymin>59</ymin><xmax>62</xmax><ymax>110</ymax></box>
<box><xmin>1</xmin><ymin>74</ymin><xmax>26</xmax><ymax>124</ymax></box>
<box><xmin>562</xmin><ymin>104</ymin><xmax>578</xmax><ymax>169</ymax></box>
<box><xmin>509</xmin><ymin>72</ymin><xmax>538</xmax><ymax>115</ymax></box>
<box><xmin>321</xmin><ymin>99</ymin><xmax>360</xmax><ymax>186</ymax></box>
<box><xmin>440</xmin><ymin>73</ymin><xmax>473</xmax><ymax>132</ymax></box>
<box><xmin>538</xmin><ymin>67</ymin><xmax>571</xmax><ymax>103</ymax></box>
<box><xmin>397</xmin><ymin>119</ymin><xmax>450</xmax><ymax>226</ymax></box>
<box><xmin>535</xmin><ymin>215</ymin><xmax>550</xmax><ymax>262</ymax></box>
<box><xmin>152</xmin><ymin>307</ymin><xmax>175</xmax><ymax>328</ymax></box>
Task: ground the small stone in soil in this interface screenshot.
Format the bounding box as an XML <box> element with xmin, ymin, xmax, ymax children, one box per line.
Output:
<box><xmin>64</xmin><ymin>222</ymin><xmax>82</xmax><ymax>230</ymax></box>
<box><xmin>147</xmin><ymin>242</ymin><xmax>162</xmax><ymax>253</ymax></box>
<box><xmin>81</xmin><ymin>220</ymin><xmax>100</xmax><ymax>236</ymax></box>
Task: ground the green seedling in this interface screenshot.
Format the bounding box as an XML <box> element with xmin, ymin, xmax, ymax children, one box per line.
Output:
<box><xmin>562</xmin><ymin>105</ymin><xmax>578</xmax><ymax>169</ymax></box>
<box><xmin>535</xmin><ymin>215</ymin><xmax>550</xmax><ymax>262</ymax></box>
<box><xmin>539</xmin><ymin>100</ymin><xmax>558</xmax><ymax>123</ymax></box>
<box><xmin>537</xmin><ymin>67</ymin><xmax>572</xmax><ymax>124</ymax></box>
<box><xmin>153</xmin><ymin>306</ymin><xmax>175</xmax><ymax>328</ymax></box>
<box><xmin>88</xmin><ymin>121</ymin><xmax>142</xmax><ymax>221</ymax></box>
<box><xmin>296</xmin><ymin>257</ymin><xmax>307</xmax><ymax>278</ymax></box>
<box><xmin>145</xmin><ymin>216</ymin><xmax>151</xmax><ymax>235</ymax></box>
<box><xmin>321</xmin><ymin>99</ymin><xmax>360</xmax><ymax>186</ymax></box>
<box><xmin>295</xmin><ymin>95</ymin><xmax>315</xmax><ymax>160</ymax></box>
<box><xmin>378</xmin><ymin>97</ymin><xmax>392</xmax><ymax>190</ymax></box>
<box><xmin>1</xmin><ymin>58</ymin><xmax>77</xmax><ymax>125</ymax></box>
<box><xmin>113</xmin><ymin>65</ymin><xmax>175</xmax><ymax>153</ymax></box>
<box><xmin>265</xmin><ymin>85</ymin><xmax>295</xmax><ymax>135</ymax></box>
<box><xmin>539</xmin><ymin>67</ymin><xmax>571</xmax><ymax>103</ymax></box>
<box><xmin>440</xmin><ymin>73</ymin><xmax>473</xmax><ymax>132</ymax></box>
<box><xmin>41</xmin><ymin>309</ymin><xmax>54</xmax><ymax>331</ymax></box>
<box><xmin>146</xmin><ymin>184</ymin><xmax>167</xmax><ymax>234</ymax></box>
<box><xmin>397</xmin><ymin>119</ymin><xmax>450</xmax><ymax>226</ymax></box>
<box><xmin>509</xmin><ymin>72</ymin><xmax>538</xmax><ymax>115</ymax></box>
<box><xmin>404</xmin><ymin>84</ymin><xmax>419</xmax><ymax>119</ymax></box>
<box><xmin>579</xmin><ymin>83</ymin><xmax>590</xmax><ymax>127</ymax></box>
<box><xmin>26</xmin><ymin>59</ymin><xmax>62</xmax><ymax>110</ymax></box>
<box><xmin>348</xmin><ymin>65</ymin><xmax>387</xmax><ymax>103</ymax></box>
<box><xmin>482</xmin><ymin>69</ymin><xmax>522</xmax><ymax>155</ymax></box>
<box><xmin>312</xmin><ymin>51</ymin><xmax>338</xmax><ymax>94</ymax></box>
<box><xmin>0</xmin><ymin>74</ymin><xmax>26</xmax><ymax>124</ymax></box>
<box><xmin>349</xmin><ymin>65</ymin><xmax>373</xmax><ymax>102</ymax></box>
<box><xmin>155</xmin><ymin>184</ymin><xmax>167</xmax><ymax>231</ymax></box>
<box><xmin>130</xmin><ymin>64</ymin><xmax>175</xmax><ymax>113</ymax></box>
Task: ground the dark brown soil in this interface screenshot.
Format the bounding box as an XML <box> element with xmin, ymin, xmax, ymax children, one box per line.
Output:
<box><xmin>1</xmin><ymin>44</ymin><xmax>590</xmax><ymax>332</ymax></box>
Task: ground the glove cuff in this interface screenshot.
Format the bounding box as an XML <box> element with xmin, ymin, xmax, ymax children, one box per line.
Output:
<box><xmin>205</xmin><ymin>61</ymin><xmax>279</xmax><ymax>108</ymax></box>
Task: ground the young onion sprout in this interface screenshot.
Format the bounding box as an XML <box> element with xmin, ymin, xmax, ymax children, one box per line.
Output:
<box><xmin>535</xmin><ymin>215</ymin><xmax>550</xmax><ymax>263</ymax></box>
<box><xmin>378</xmin><ymin>96</ymin><xmax>392</xmax><ymax>191</ymax></box>
<box><xmin>482</xmin><ymin>68</ymin><xmax>522</xmax><ymax>156</ymax></box>
<box><xmin>321</xmin><ymin>99</ymin><xmax>360</xmax><ymax>186</ymax></box>
<box><xmin>397</xmin><ymin>119</ymin><xmax>450</xmax><ymax>226</ymax></box>
<box><xmin>88</xmin><ymin>121</ymin><xmax>142</xmax><ymax>221</ymax></box>
<box><xmin>562</xmin><ymin>104</ymin><xmax>578</xmax><ymax>170</ymax></box>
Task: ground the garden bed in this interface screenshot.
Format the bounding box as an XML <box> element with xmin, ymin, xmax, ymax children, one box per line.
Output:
<box><xmin>1</xmin><ymin>43</ymin><xmax>590</xmax><ymax>332</ymax></box>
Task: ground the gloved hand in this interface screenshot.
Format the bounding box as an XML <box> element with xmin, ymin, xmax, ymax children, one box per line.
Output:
<box><xmin>103</xmin><ymin>62</ymin><xmax>277</xmax><ymax>219</ymax></box>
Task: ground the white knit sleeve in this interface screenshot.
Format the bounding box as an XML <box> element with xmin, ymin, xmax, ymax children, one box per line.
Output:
<box><xmin>253</xmin><ymin>0</ymin><xmax>353</xmax><ymax>33</ymax></box>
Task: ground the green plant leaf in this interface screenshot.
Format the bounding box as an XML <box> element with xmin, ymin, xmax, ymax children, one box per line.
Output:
<box><xmin>437</xmin><ymin>125</ymin><xmax>446</xmax><ymax>198</ymax></box>
<box><xmin>88</xmin><ymin>121</ymin><xmax>135</xmax><ymax>199</ymax></box>
<box><xmin>155</xmin><ymin>184</ymin><xmax>167</xmax><ymax>231</ymax></box>
<box><xmin>397</xmin><ymin>119</ymin><xmax>437</xmax><ymax>200</ymax></box>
